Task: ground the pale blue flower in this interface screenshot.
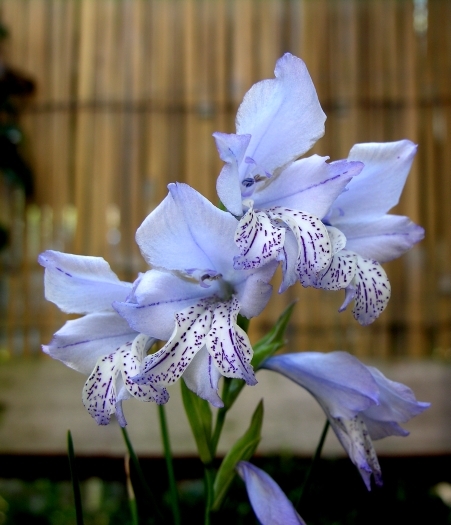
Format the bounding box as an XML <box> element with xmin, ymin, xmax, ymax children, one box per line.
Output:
<box><xmin>320</xmin><ymin>140</ymin><xmax>425</xmax><ymax>325</ymax></box>
<box><xmin>213</xmin><ymin>53</ymin><xmax>364</xmax><ymax>292</ymax></box>
<box><xmin>262</xmin><ymin>351</ymin><xmax>430</xmax><ymax>489</ymax></box>
<box><xmin>115</xmin><ymin>183</ymin><xmax>277</xmax><ymax>407</ymax></box>
<box><xmin>236</xmin><ymin>461</ymin><xmax>306</xmax><ymax>525</ymax></box>
<box><xmin>38</xmin><ymin>250</ymin><xmax>169</xmax><ymax>426</ymax></box>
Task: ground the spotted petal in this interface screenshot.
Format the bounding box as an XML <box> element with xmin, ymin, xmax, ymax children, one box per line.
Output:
<box><xmin>331</xmin><ymin>415</ymin><xmax>382</xmax><ymax>490</ymax></box>
<box><xmin>233</xmin><ymin>207</ymin><xmax>285</xmax><ymax>270</ymax></box>
<box><xmin>134</xmin><ymin>299</ymin><xmax>214</xmax><ymax>386</ymax></box>
<box><xmin>206</xmin><ymin>297</ymin><xmax>256</xmax><ymax>385</ymax></box>
<box><xmin>267</xmin><ymin>207</ymin><xmax>331</xmax><ymax>287</ymax></box>
<box><xmin>82</xmin><ymin>334</ymin><xmax>169</xmax><ymax>426</ymax></box>
<box><xmin>340</xmin><ymin>255</ymin><xmax>391</xmax><ymax>325</ymax></box>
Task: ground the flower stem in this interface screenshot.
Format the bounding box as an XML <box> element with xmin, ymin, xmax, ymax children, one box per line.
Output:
<box><xmin>158</xmin><ymin>403</ymin><xmax>181</xmax><ymax>525</ymax></box>
<box><xmin>296</xmin><ymin>419</ymin><xmax>330</xmax><ymax>510</ymax></box>
<box><xmin>203</xmin><ymin>465</ymin><xmax>215</xmax><ymax>525</ymax></box>
<box><xmin>211</xmin><ymin>378</ymin><xmax>231</xmax><ymax>454</ymax></box>
<box><xmin>120</xmin><ymin>426</ymin><xmax>164</xmax><ymax>522</ymax></box>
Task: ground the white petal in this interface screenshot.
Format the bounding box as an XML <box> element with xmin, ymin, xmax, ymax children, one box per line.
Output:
<box><xmin>43</xmin><ymin>312</ymin><xmax>137</xmax><ymax>375</ymax></box>
<box><xmin>183</xmin><ymin>347</ymin><xmax>224</xmax><ymax>408</ymax></box>
<box><xmin>206</xmin><ymin>297</ymin><xmax>256</xmax><ymax>385</ymax></box>
<box><xmin>82</xmin><ymin>351</ymin><xmax>122</xmax><ymax>425</ymax></box>
<box><xmin>38</xmin><ymin>250</ymin><xmax>132</xmax><ymax>314</ymax></box>
<box><xmin>314</xmin><ymin>251</ymin><xmax>358</xmax><ymax>290</ymax></box>
<box><xmin>236</xmin><ymin>53</ymin><xmax>325</xmax><ymax>179</ymax></box>
<box><xmin>267</xmin><ymin>208</ymin><xmax>331</xmax><ymax>286</ymax></box>
<box><xmin>233</xmin><ymin>208</ymin><xmax>285</xmax><ymax>269</ymax></box>
<box><xmin>346</xmin><ymin>255</ymin><xmax>391</xmax><ymax>325</ymax></box>
<box><xmin>135</xmin><ymin>299</ymin><xmax>214</xmax><ymax>385</ymax></box>
<box><xmin>120</xmin><ymin>334</ymin><xmax>170</xmax><ymax>406</ymax></box>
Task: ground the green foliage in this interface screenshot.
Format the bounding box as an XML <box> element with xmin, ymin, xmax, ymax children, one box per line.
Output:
<box><xmin>212</xmin><ymin>400</ymin><xmax>264</xmax><ymax>511</ymax></box>
<box><xmin>181</xmin><ymin>381</ymin><xmax>214</xmax><ymax>465</ymax></box>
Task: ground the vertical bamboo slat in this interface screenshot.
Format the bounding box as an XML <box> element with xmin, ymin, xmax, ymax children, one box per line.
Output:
<box><xmin>0</xmin><ymin>0</ymin><xmax>449</xmax><ymax>359</ymax></box>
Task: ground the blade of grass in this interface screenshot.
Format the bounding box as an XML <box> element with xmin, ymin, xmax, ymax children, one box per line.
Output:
<box><xmin>67</xmin><ymin>430</ymin><xmax>84</xmax><ymax>525</ymax></box>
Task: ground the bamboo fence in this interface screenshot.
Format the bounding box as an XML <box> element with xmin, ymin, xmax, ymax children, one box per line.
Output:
<box><xmin>0</xmin><ymin>0</ymin><xmax>450</xmax><ymax>359</ymax></box>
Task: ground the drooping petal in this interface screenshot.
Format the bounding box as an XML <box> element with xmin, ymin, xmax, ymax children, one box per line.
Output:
<box><xmin>82</xmin><ymin>334</ymin><xmax>169</xmax><ymax>427</ymax></box>
<box><xmin>38</xmin><ymin>250</ymin><xmax>132</xmax><ymax>314</ymax></box>
<box><xmin>339</xmin><ymin>215</ymin><xmax>425</xmax><ymax>263</ymax></box>
<box><xmin>330</xmin><ymin>415</ymin><xmax>382</xmax><ymax>490</ymax></box>
<box><xmin>236</xmin><ymin>461</ymin><xmax>306</xmax><ymax>525</ymax></box>
<box><xmin>313</xmin><ymin>251</ymin><xmax>358</xmax><ymax>291</ymax></box>
<box><xmin>83</xmin><ymin>350</ymin><xmax>122</xmax><ymax>425</ymax></box>
<box><xmin>344</xmin><ymin>255</ymin><xmax>391</xmax><ymax>326</ymax></box>
<box><xmin>182</xmin><ymin>346</ymin><xmax>224</xmax><ymax>408</ymax></box>
<box><xmin>233</xmin><ymin>207</ymin><xmax>285</xmax><ymax>270</ymax></box>
<box><xmin>235</xmin><ymin>53</ymin><xmax>326</xmax><ymax>180</ymax></box>
<box><xmin>253</xmin><ymin>156</ymin><xmax>364</xmax><ymax>218</ymax></box>
<box><xmin>136</xmin><ymin>183</ymin><xmax>239</xmax><ymax>277</ymax></box>
<box><xmin>329</xmin><ymin>140</ymin><xmax>417</xmax><ymax>223</ymax></box>
<box><xmin>267</xmin><ymin>207</ymin><xmax>331</xmax><ymax>287</ymax></box>
<box><xmin>304</xmin><ymin>227</ymin><xmax>357</xmax><ymax>291</ymax></box>
<box><xmin>262</xmin><ymin>352</ymin><xmax>379</xmax><ymax>419</ymax></box>
<box><xmin>262</xmin><ymin>352</ymin><xmax>382</xmax><ymax>489</ymax></box>
<box><xmin>119</xmin><ymin>334</ymin><xmax>170</xmax><ymax>405</ymax></box>
<box><xmin>206</xmin><ymin>297</ymin><xmax>257</xmax><ymax>385</ymax></box>
<box><xmin>43</xmin><ymin>312</ymin><xmax>137</xmax><ymax>375</ymax></box>
<box><xmin>134</xmin><ymin>299</ymin><xmax>214</xmax><ymax>386</ymax></box>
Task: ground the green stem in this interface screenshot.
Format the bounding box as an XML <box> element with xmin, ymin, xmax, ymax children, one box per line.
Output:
<box><xmin>67</xmin><ymin>431</ymin><xmax>84</xmax><ymax>525</ymax></box>
<box><xmin>296</xmin><ymin>419</ymin><xmax>330</xmax><ymax>510</ymax></box>
<box><xmin>204</xmin><ymin>466</ymin><xmax>215</xmax><ymax>525</ymax></box>
<box><xmin>158</xmin><ymin>404</ymin><xmax>181</xmax><ymax>525</ymax></box>
<box><xmin>121</xmin><ymin>426</ymin><xmax>164</xmax><ymax>521</ymax></box>
<box><xmin>125</xmin><ymin>454</ymin><xmax>139</xmax><ymax>525</ymax></box>
<box><xmin>211</xmin><ymin>378</ymin><xmax>232</xmax><ymax>454</ymax></box>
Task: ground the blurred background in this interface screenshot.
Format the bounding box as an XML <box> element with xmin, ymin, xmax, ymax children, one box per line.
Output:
<box><xmin>1</xmin><ymin>0</ymin><xmax>450</xmax><ymax>360</ymax></box>
<box><xmin>0</xmin><ymin>1</ymin><xmax>450</xmax><ymax>523</ymax></box>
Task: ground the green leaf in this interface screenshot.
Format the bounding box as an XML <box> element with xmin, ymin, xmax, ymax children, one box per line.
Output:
<box><xmin>252</xmin><ymin>301</ymin><xmax>296</xmax><ymax>369</ymax></box>
<box><xmin>181</xmin><ymin>380</ymin><xmax>213</xmax><ymax>464</ymax></box>
<box><xmin>212</xmin><ymin>400</ymin><xmax>264</xmax><ymax>510</ymax></box>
